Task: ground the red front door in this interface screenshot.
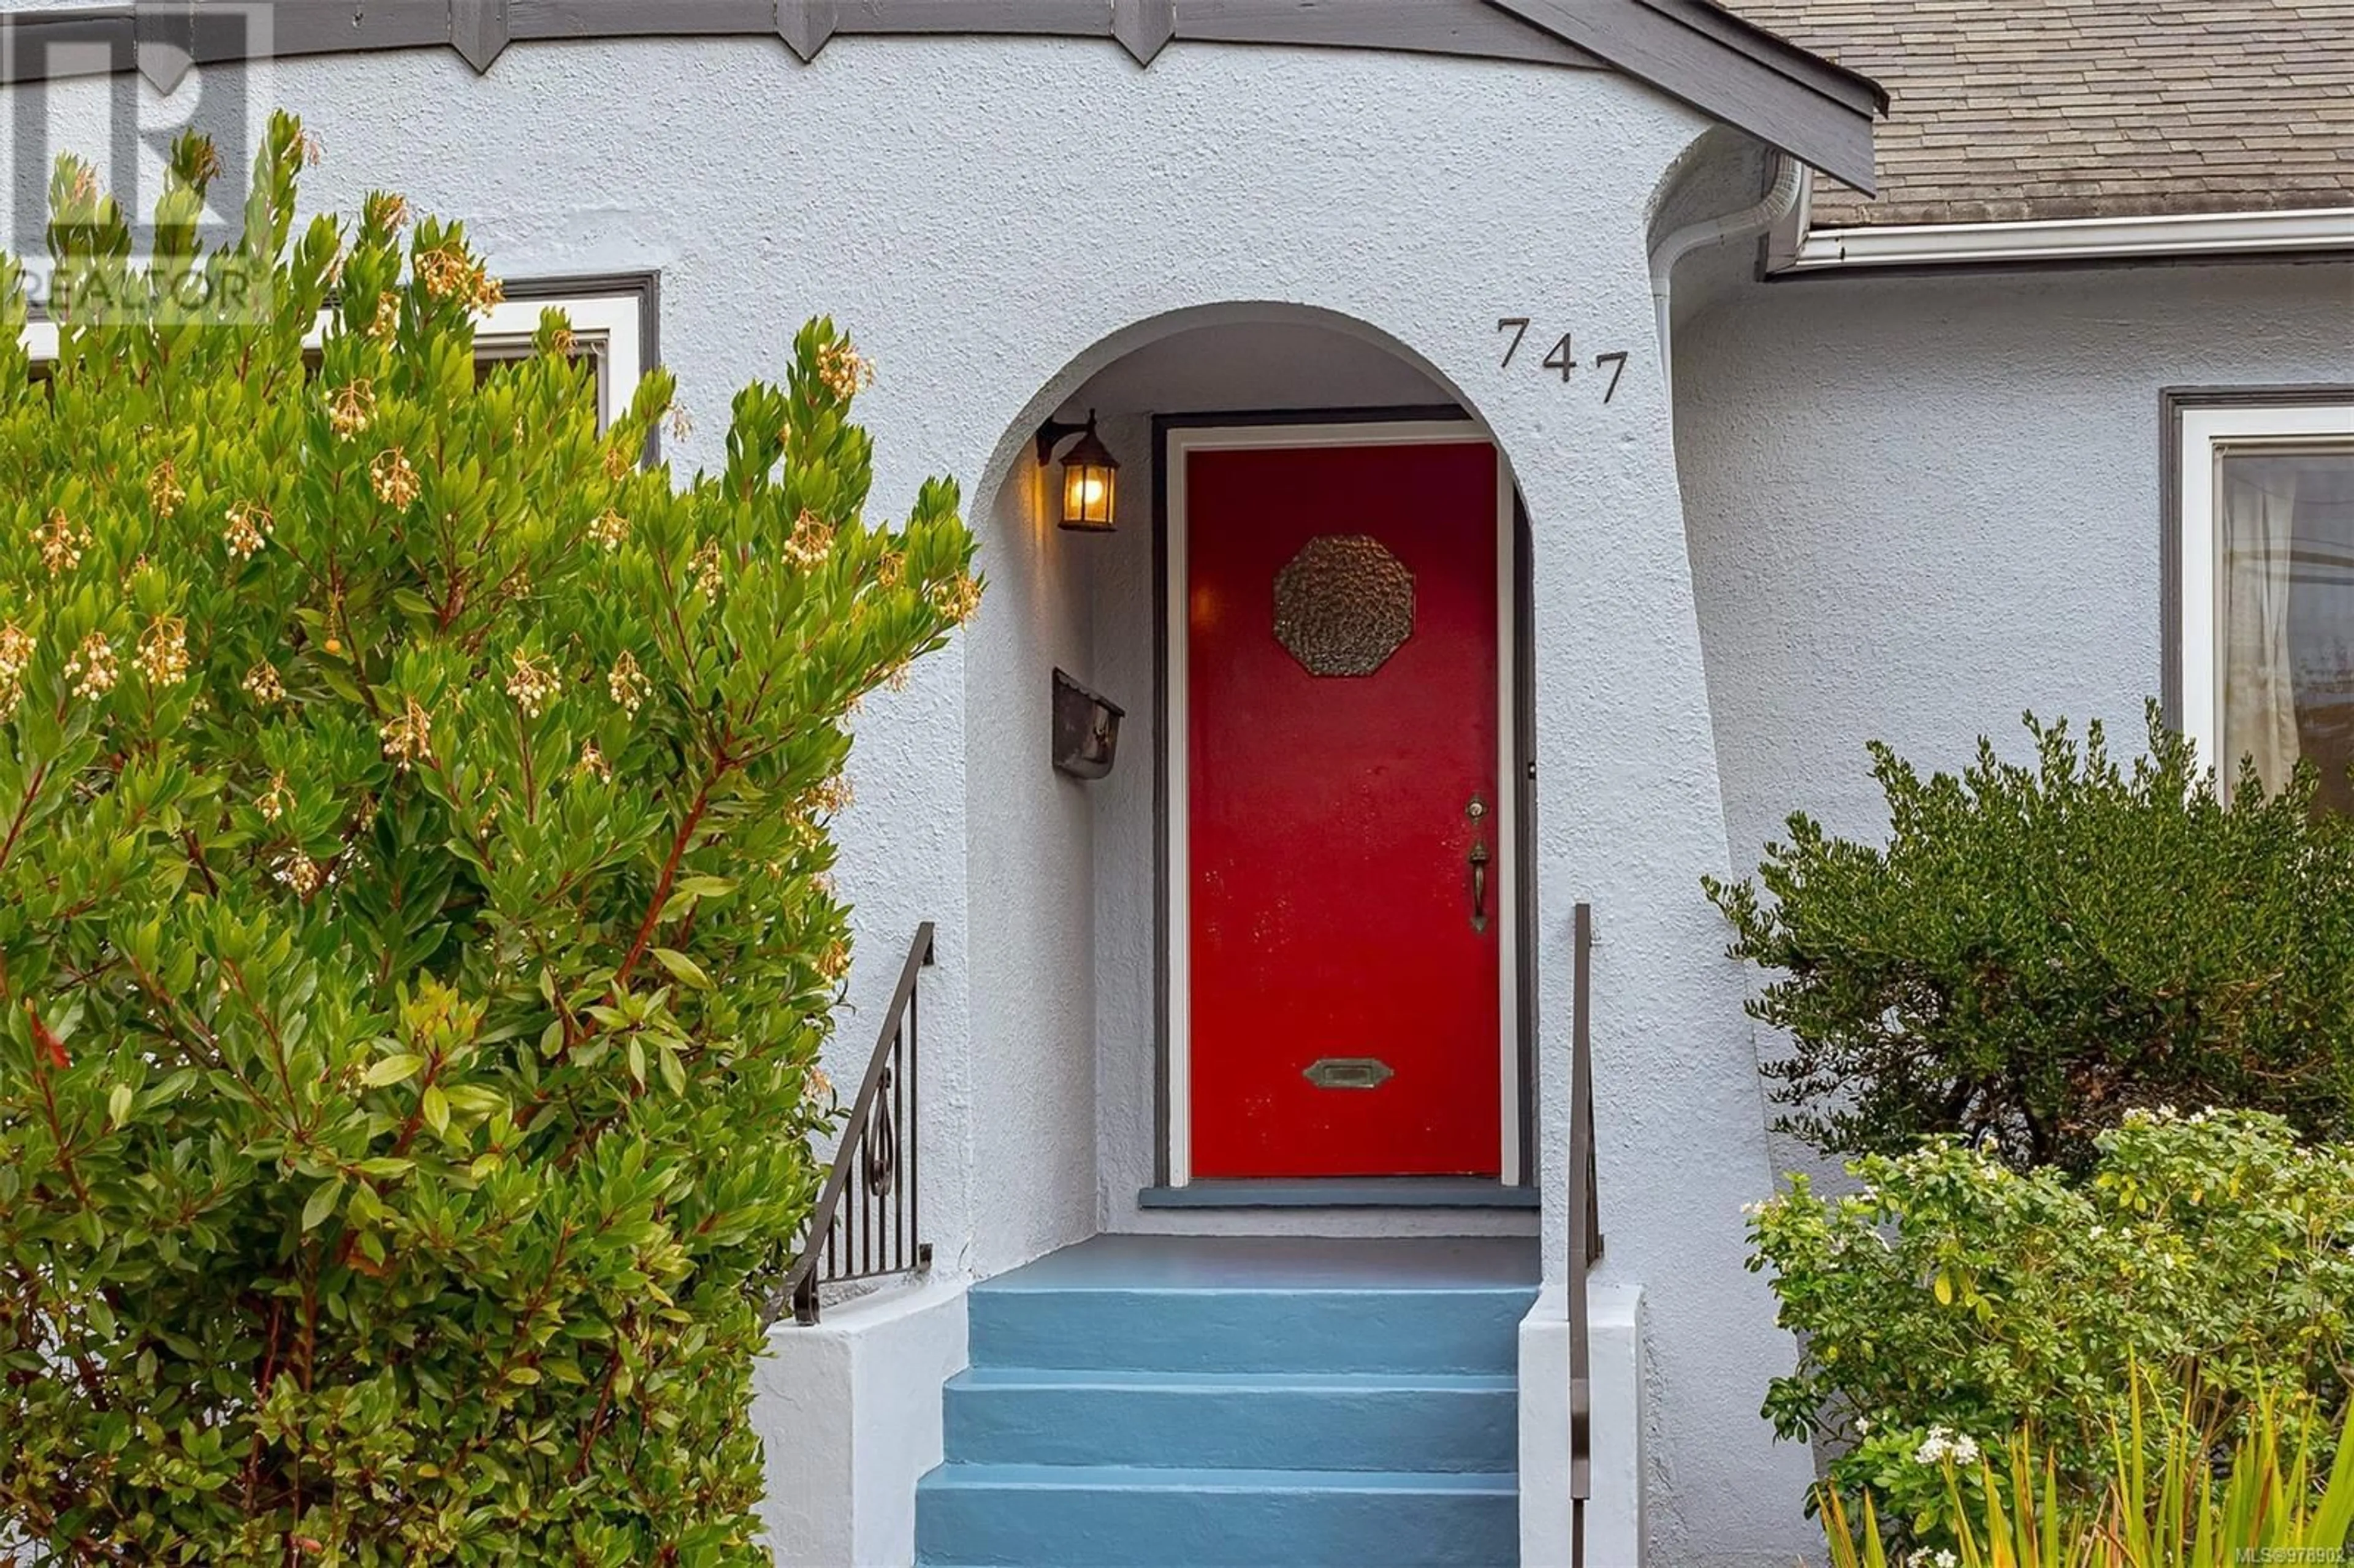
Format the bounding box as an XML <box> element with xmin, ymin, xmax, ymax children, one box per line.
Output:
<box><xmin>1186</xmin><ymin>438</ymin><xmax>1503</xmax><ymax>1179</ymax></box>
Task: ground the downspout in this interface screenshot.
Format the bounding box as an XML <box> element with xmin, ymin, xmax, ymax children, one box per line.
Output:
<box><xmin>1648</xmin><ymin>151</ymin><xmax>1803</xmax><ymax>417</ymax></box>
<box><xmin>1647</xmin><ymin>155</ymin><xmax>1810</xmax><ymax>1352</ymax></box>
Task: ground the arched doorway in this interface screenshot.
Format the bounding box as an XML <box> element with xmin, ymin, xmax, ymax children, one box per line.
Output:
<box><xmin>964</xmin><ymin>303</ymin><xmax>1538</xmax><ymax>1252</ymax></box>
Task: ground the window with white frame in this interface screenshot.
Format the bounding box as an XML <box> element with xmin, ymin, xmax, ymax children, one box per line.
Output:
<box><xmin>20</xmin><ymin>273</ymin><xmax>654</xmax><ymax>434</ymax></box>
<box><xmin>470</xmin><ymin>279</ymin><xmax>653</xmax><ymax>432</ymax></box>
<box><xmin>2173</xmin><ymin>390</ymin><xmax>2354</xmax><ymax>811</ymax></box>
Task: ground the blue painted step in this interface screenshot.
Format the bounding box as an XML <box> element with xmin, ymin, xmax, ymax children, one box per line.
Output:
<box><xmin>966</xmin><ymin>1236</ymin><xmax>1534</xmax><ymax>1376</ymax></box>
<box><xmin>915</xmin><ymin>1464</ymin><xmax>1518</xmax><ymax>1567</ymax></box>
<box><xmin>918</xmin><ymin>1236</ymin><xmax>1537</xmax><ymax>1568</ymax></box>
<box><xmin>945</xmin><ymin>1368</ymin><xmax>1520</xmax><ymax>1473</ymax></box>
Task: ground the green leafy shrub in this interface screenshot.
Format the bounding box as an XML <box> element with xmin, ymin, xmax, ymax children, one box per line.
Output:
<box><xmin>1707</xmin><ymin>707</ymin><xmax>2354</xmax><ymax>1170</ymax></box>
<box><xmin>0</xmin><ymin>115</ymin><xmax>978</xmax><ymax>1562</ymax></box>
<box><xmin>1751</xmin><ymin>1109</ymin><xmax>2354</xmax><ymax>1548</ymax></box>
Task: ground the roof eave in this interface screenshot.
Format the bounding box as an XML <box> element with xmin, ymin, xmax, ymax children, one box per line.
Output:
<box><xmin>1482</xmin><ymin>0</ymin><xmax>1883</xmax><ymax>194</ymax></box>
<box><xmin>0</xmin><ymin>0</ymin><xmax>1883</xmax><ymax>192</ymax></box>
<box><xmin>1772</xmin><ymin>205</ymin><xmax>2354</xmax><ymax>273</ymax></box>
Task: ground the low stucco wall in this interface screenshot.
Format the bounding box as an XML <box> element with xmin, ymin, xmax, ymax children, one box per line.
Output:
<box><xmin>752</xmin><ymin>1281</ymin><xmax>969</xmax><ymax>1567</ymax></box>
<box><xmin>1522</xmin><ymin>1283</ymin><xmax>1646</xmax><ymax>1568</ymax></box>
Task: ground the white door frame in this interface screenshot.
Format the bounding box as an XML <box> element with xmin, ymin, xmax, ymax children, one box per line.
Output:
<box><xmin>1164</xmin><ymin>419</ymin><xmax>1523</xmax><ymax>1187</ymax></box>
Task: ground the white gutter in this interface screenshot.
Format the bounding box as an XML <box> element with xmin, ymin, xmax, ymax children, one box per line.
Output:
<box><xmin>1777</xmin><ymin>204</ymin><xmax>2354</xmax><ymax>272</ymax></box>
<box><xmin>1648</xmin><ymin>151</ymin><xmax>1803</xmax><ymax>414</ymax></box>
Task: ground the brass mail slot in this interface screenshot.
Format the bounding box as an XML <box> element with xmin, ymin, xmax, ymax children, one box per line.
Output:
<box><xmin>1302</xmin><ymin>1056</ymin><xmax>1394</xmax><ymax>1091</ymax></box>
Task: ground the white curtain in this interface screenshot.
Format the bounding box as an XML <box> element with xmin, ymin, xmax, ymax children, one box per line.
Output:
<box><xmin>2221</xmin><ymin>465</ymin><xmax>2301</xmax><ymax>798</ymax></box>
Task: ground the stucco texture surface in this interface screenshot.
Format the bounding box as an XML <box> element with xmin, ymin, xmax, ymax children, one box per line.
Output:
<box><xmin>0</xmin><ymin>32</ymin><xmax>1838</xmax><ymax>1562</ymax></box>
<box><xmin>1679</xmin><ymin>259</ymin><xmax>2354</xmax><ymax>860</ymax></box>
<box><xmin>1675</xmin><ymin>256</ymin><xmax>2354</xmax><ymax>1176</ymax></box>
<box><xmin>964</xmin><ymin>460</ymin><xmax>1099</xmax><ymax>1280</ymax></box>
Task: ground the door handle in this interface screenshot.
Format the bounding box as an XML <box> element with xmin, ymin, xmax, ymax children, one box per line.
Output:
<box><xmin>1469</xmin><ymin>840</ymin><xmax>1491</xmax><ymax>933</ymax></box>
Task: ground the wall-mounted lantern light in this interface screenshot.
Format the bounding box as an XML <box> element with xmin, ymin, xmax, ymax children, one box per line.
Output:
<box><xmin>1036</xmin><ymin>409</ymin><xmax>1119</xmax><ymax>533</ymax></box>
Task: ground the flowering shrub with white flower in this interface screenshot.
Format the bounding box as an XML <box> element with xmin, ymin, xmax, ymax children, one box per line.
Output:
<box><xmin>1750</xmin><ymin>1109</ymin><xmax>2353</xmax><ymax>1548</ymax></box>
<box><xmin>0</xmin><ymin>117</ymin><xmax>976</xmax><ymax>1562</ymax></box>
<box><xmin>1818</xmin><ymin>1382</ymin><xmax>2353</xmax><ymax>1568</ymax></box>
<box><xmin>1909</xmin><ymin>1428</ymin><xmax>1979</xmax><ymax>1468</ymax></box>
<box><xmin>1707</xmin><ymin>709</ymin><xmax>2354</xmax><ymax>1171</ymax></box>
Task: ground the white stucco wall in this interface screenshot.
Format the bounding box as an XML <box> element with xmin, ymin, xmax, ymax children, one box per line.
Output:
<box><xmin>962</xmin><ymin>460</ymin><xmax>1100</xmax><ymax>1279</ymax></box>
<box><xmin>1677</xmin><ymin>257</ymin><xmax>2354</xmax><ymax>1189</ymax></box>
<box><xmin>1522</xmin><ymin>1283</ymin><xmax>1646</xmax><ymax>1568</ymax></box>
<box><xmin>1680</xmin><ymin>258</ymin><xmax>2354</xmax><ymax>864</ymax></box>
<box><xmin>752</xmin><ymin>1282</ymin><xmax>968</xmax><ymax>1568</ymax></box>
<box><xmin>0</xmin><ymin>32</ymin><xmax>1840</xmax><ymax>1562</ymax></box>
<box><xmin>1076</xmin><ymin>409</ymin><xmax>1162</xmax><ymax>1225</ymax></box>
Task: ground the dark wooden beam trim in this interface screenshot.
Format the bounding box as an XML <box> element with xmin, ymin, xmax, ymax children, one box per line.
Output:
<box><xmin>453</xmin><ymin>0</ymin><xmax>513</xmax><ymax>72</ymax></box>
<box><xmin>1634</xmin><ymin>0</ymin><xmax>1883</xmax><ymax>115</ymax></box>
<box><xmin>133</xmin><ymin>5</ymin><xmax>195</xmax><ymax>93</ymax></box>
<box><xmin>0</xmin><ymin>0</ymin><xmax>1604</xmax><ymax>76</ymax></box>
<box><xmin>269</xmin><ymin>1</ymin><xmax>451</xmax><ymax>59</ymax></box>
<box><xmin>1484</xmin><ymin>0</ymin><xmax>1880</xmax><ymax>193</ymax></box>
<box><xmin>1114</xmin><ymin>0</ymin><xmax>1176</xmax><ymax>65</ymax></box>
<box><xmin>777</xmin><ymin>0</ymin><xmax>839</xmax><ymax>62</ymax></box>
<box><xmin>0</xmin><ymin>0</ymin><xmax>1881</xmax><ymax>204</ymax></box>
<box><xmin>1179</xmin><ymin>0</ymin><xmax>1602</xmax><ymax>69</ymax></box>
<box><xmin>508</xmin><ymin>0</ymin><xmax>772</xmax><ymax>37</ymax></box>
<box><xmin>0</xmin><ymin>9</ymin><xmax>136</xmax><ymax>82</ymax></box>
<box><xmin>837</xmin><ymin>0</ymin><xmax>1111</xmax><ymax>34</ymax></box>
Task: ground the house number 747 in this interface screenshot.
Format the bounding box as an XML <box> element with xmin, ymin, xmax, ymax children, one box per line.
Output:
<box><xmin>1497</xmin><ymin>318</ymin><xmax>1629</xmax><ymax>403</ymax></box>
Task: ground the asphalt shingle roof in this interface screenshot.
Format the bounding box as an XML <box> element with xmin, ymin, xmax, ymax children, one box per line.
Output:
<box><xmin>1724</xmin><ymin>0</ymin><xmax>2354</xmax><ymax>225</ymax></box>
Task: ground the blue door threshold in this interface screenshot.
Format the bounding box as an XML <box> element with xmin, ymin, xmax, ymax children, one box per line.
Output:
<box><xmin>1137</xmin><ymin>1178</ymin><xmax>1540</xmax><ymax>1211</ymax></box>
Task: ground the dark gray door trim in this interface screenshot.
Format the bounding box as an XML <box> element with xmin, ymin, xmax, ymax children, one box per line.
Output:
<box><xmin>1148</xmin><ymin>403</ymin><xmax>1537</xmax><ymax>1190</ymax></box>
<box><xmin>0</xmin><ymin>1</ymin><xmax>1880</xmax><ymax>192</ymax></box>
<box><xmin>2158</xmin><ymin>382</ymin><xmax>2354</xmax><ymax>733</ymax></box>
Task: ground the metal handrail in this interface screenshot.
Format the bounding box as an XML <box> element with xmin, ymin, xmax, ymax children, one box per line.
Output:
<box><xmin>775</xmin><ymin>921</ymin><xmax>935</xmax><ymax>1326</ymax></box>
<box><xmin>1568</xmin><ymin>902</ymin><xmax>1604</xmax><ymax>1568</ymax></box>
